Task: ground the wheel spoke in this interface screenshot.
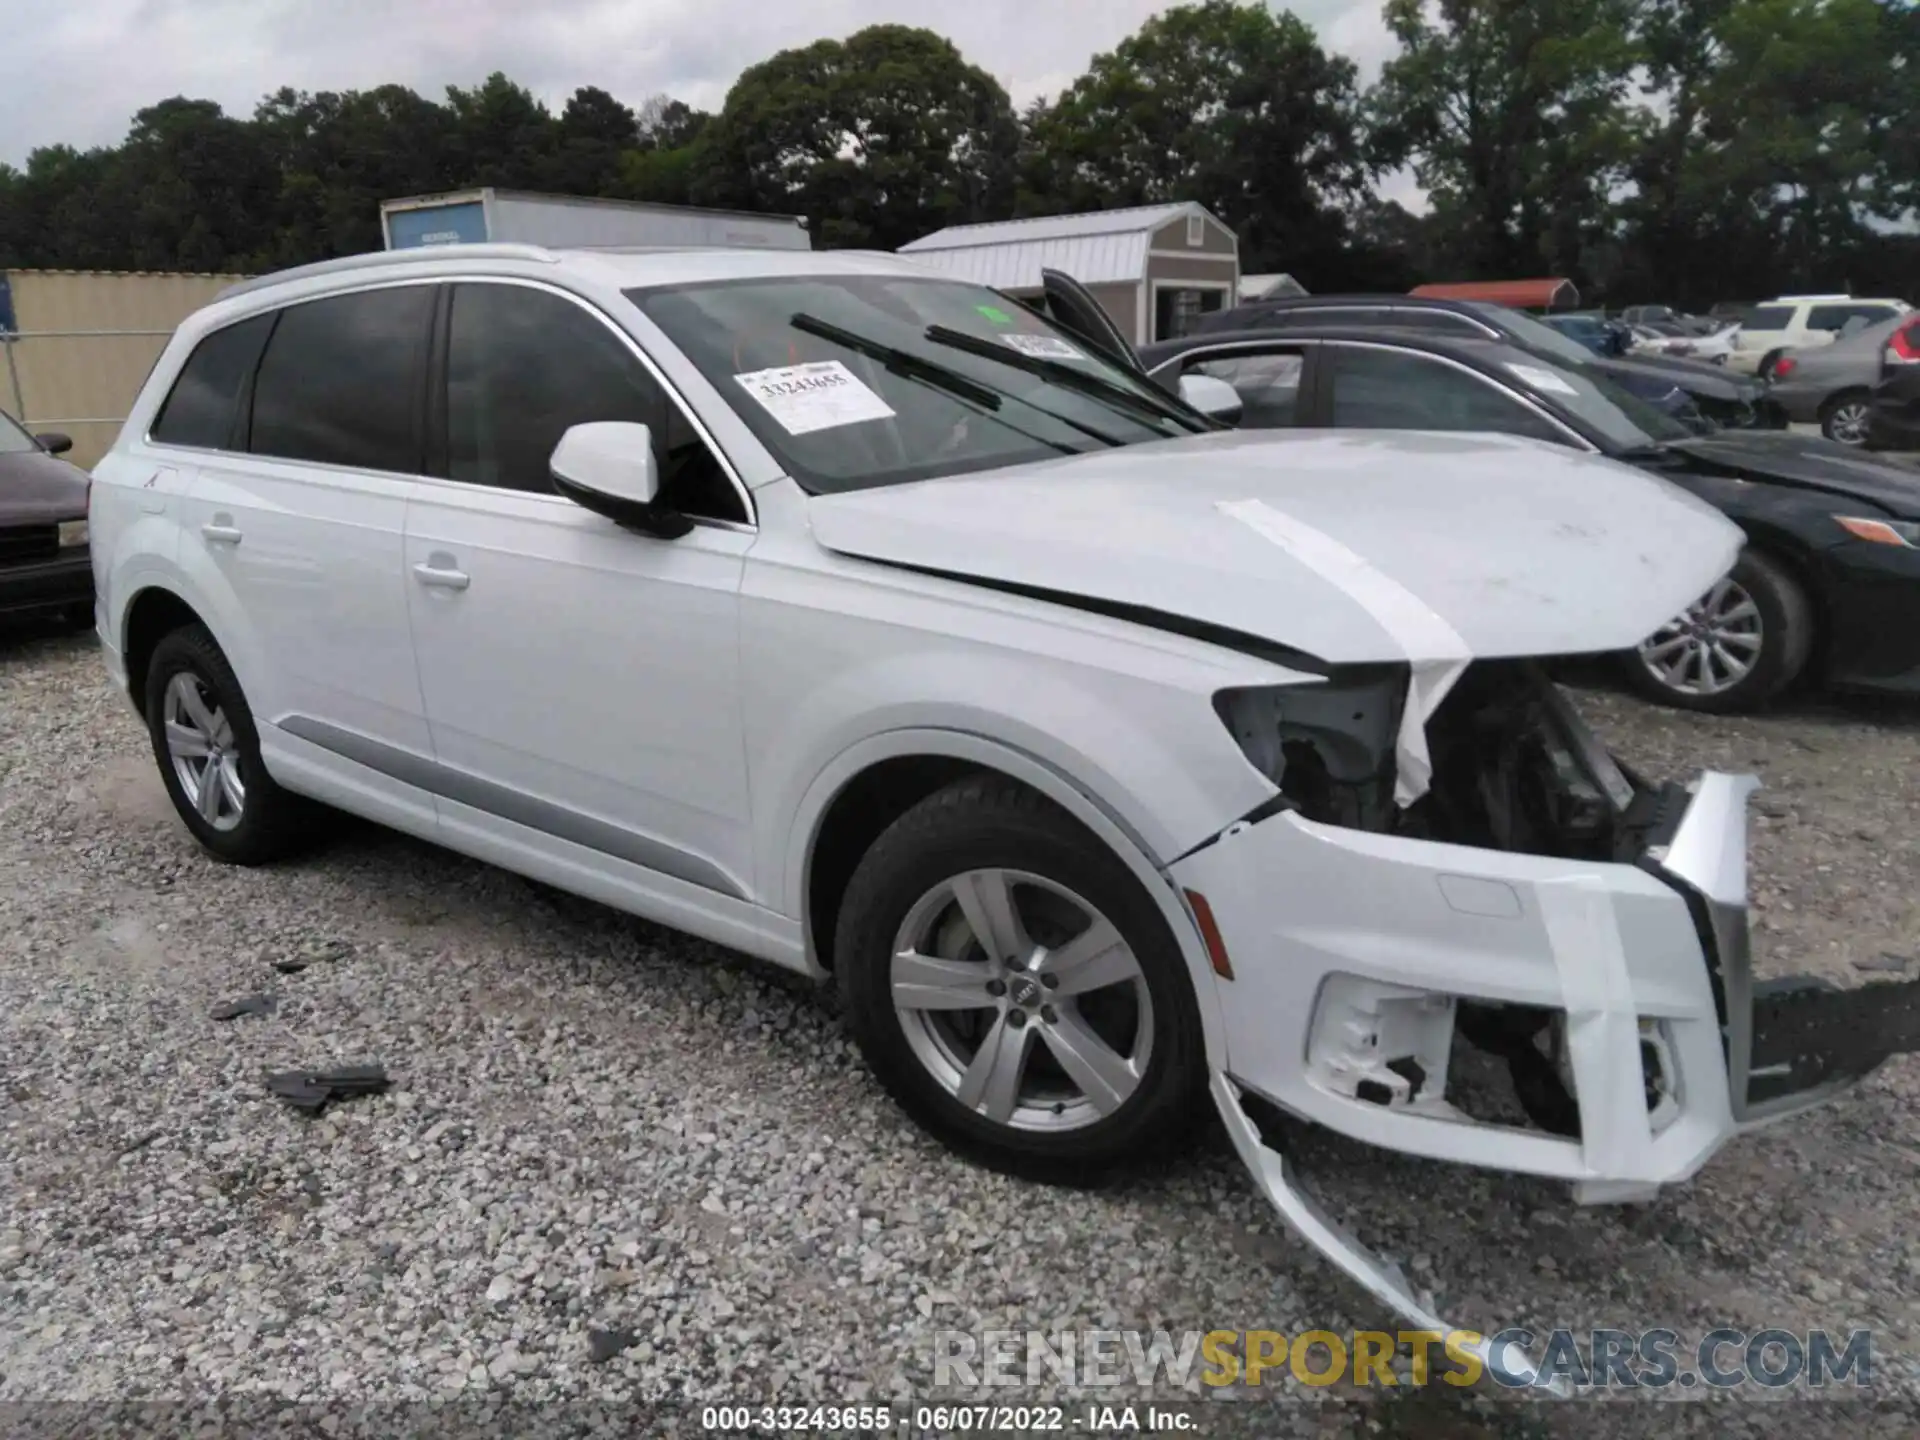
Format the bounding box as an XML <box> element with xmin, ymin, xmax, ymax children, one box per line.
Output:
<box><xmin>1716</xmin><ymin>629</ymin><xmax>1763</xmax><ymax>653</ymax></box>
<box><xmin>1035</xmin><ymin>918</ymin><xmax>1136</xmax><ymax>996</ymax></box>
<box><xmin>891</xmin><ymin>950</ymin><xmax>998</xmax><ymax>1011</ymax></box>
<box><xmin>950</xmin><ymin>869</ymin><xmax>1031</xmax><ymax>967</ymax></box>
<box><xmin>196</xmin><ymin>761</ymin><xmax>224</xmax><ymax>821</ymax></box>
<box><xmin>176</xmin><ymin>679</ymin><xmax>218</xmax><ymax>736</ymax></box>
<box><xmin>165</xmin><ymin>721</ymin><xmax>212</xmax><ymax>758</ymax></box>
<box><xmin>1641</xmin><ymin>633</ymin><xmax>1690</xmax><ymax>661</ymax></box>
<box><xmin>955</xmin><ymin>1014</ymin><xmax>1035</xmax><ymax>1123</ymax></box>
<box><xmin>1040</xmin><ymin>1008</ymin><xmax>1139</xmax><ymax>1116</ymax></box>
<box><xmin>1716</xmin><ymin>600</ymin><xmax>1760</xmax><ymax>628</ymax></box>
<box><xmin>1702</xmin><ymin>578</ymin><xmax>1732</xmax><ymax>612</ymax></box>
<box><xmin>217</xmin><ymin>757</ymin><xmax>246</xmax><ymax>815</ymax></box>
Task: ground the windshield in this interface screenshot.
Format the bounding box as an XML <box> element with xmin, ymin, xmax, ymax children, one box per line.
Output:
<box><xmin>1470</xmin><ymin>302</ymin><xmax>1606</xmax><ymax>366</ymax></box>
<box><xmin>632</xmin><ymin>275</ymin><xmax>1194</xmax><ymax>493</ymax></box>
<box><xmin>1488</xmin><ymin>345</ymin><xmax>1692</xmax><ymax>448</ymax></box>
<box><xmin>0</xmin><ymin>410</ymin><xmax>37</xmax><ymax>454</ymax></box>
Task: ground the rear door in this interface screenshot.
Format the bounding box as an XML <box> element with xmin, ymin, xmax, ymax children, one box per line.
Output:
<box><xmin>176</xmin><ymin>285</ymin><xmax>437</xmax><ymax>768</ymax></box>
<box><xmin>1037</xmin><ymin>270</ymin><xmax>1143</xmax><ymax>373</ymax></box>
<box><xmin>1310</xmin><ymin>341</ymin><xmax>1579</xmax><ymax>446</ymax></box>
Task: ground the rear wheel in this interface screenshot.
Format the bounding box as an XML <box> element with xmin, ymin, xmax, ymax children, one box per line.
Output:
<box><xmin>144</xmin><ymin>624</ymin><xmax>315</xmax><ymax>863</ymax></box>
<box><xmin>834</xmin><ymin>775</ymin><xmax>1206</xmax><ymax>1183</ymax></box>
<box><xmin>1819</xmin><ymin>390</ymin><xmax>1871</xmax><ymax>446</ymax></box>
<box><xmin>1624</xmin><ymin>550</ymin><xmax>1814</xmax><ymax>713</ymax></box>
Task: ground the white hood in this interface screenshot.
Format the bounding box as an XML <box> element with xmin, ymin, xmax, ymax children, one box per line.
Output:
<box><xmin>808</xmin><ymin>428</ymin><xmax>1743</xmax><ymax>666</ymax></box>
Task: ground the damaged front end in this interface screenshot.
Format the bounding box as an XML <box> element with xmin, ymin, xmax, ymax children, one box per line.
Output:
<box><xmin>1175</xmin><ymin>660</ymin><xmax>1920</xmax><ymax>1386</ymax></box>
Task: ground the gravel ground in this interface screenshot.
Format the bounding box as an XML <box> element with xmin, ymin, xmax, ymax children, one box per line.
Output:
<box><xmin>3</xmin><ymin>625</ymin><xmax>1919</xmax><ymax>1436</ymax></box>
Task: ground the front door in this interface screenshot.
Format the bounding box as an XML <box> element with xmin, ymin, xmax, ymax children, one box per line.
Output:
<box><xmin>403</xmin><ymin>279</ymin><xmax>759</xmax><ymax>900</ymax></box>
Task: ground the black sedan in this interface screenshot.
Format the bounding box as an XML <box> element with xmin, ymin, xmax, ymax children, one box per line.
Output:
<box><xmin>1141</xmin><ymin>324</ymin><xmax>1920</xmax><ymax>712</ymax></box>
<box><xmin>0</xmin><ymin>410</ymin><xmax>92</xmax><ymax>627</ymax></box>
<box><xmin>1192</xmin><ymin>293</ymin><xmax>1786</xmax><ymax>433</ymax></box>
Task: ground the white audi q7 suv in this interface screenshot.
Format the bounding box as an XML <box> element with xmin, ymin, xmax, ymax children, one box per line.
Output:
<box><xmin>89</xmin><ymin>243</ymin><xmax>1887</xmax><ymax>1374</ymax></box>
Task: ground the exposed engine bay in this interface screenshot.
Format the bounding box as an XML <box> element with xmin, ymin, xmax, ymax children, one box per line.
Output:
<box><xmin>1214</xmin><ymin>660</ymin><xmax>1693</xmax><ymax>1138</ymax></box>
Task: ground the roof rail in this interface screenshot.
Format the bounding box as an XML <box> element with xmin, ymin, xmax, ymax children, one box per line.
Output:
<box><xmin>218</xmin><ymin>243</ymin><xmax>559</xmax><ymax>301</ymax></box>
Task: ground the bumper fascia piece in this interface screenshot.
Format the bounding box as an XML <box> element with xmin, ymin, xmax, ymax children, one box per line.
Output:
<box><xmin>1173</xmin><ymin>771</ymin><xmax>1888</xmax><ymax>1378</ymax></box>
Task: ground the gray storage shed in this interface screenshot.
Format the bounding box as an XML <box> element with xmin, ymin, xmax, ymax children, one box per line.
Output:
<box><xmin>897</xmin><ymin>202</ymin><xmax>1240</xmax><ymax>345</ymax></box>
<box><xmin>380</xmin><ymin>189</ymin><xmax>811</xmax><ymax>252</ymax></box>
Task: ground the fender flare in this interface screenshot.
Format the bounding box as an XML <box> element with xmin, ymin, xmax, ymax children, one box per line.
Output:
<box><xmin>785</xmin><ymin>726</ymin><xmax>1229</xmax><ymax>1069</ymax></box>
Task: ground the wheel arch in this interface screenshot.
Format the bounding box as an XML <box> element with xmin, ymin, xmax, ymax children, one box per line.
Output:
<box><xmin>790</xmin><ymin>730</ymin><xmax>1230</xmax><ymax>1068</ymax></box>
<box><xmin>1735</xmin><ymin>524</ymin><xmax>1828</xmax><ymax>669</ymax></box>
<box><xmin>122</xmin><ymin>585</ymin><xmax>210</xmax><ymax>719</ymax></box>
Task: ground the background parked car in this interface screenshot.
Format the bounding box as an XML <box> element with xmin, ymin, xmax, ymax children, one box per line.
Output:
<box><xmin>1197</xmin><ymin>293</ymin><xmax>1785</xmax><ymax>431</ymax></box>
<box><xmin>0</xmin><ymin>408</ymin><xmax>93</xmax><ymax>627</ymax></box>
<box><xmin>1726</xmin><ymin>295</ymin><xmax>1911</xmax><ymax>376</ymax></box>
<box><xmin>1138</xmin><ymin>322</ymin><xmax>1920</xmax><ymax>712</ymax></box>
<box><xmin>1766</xmin><ymin>312</ymin><xmax>1920</xmax><ymax>445</ymax></box>
<box><xmin>1867</xmin><ymin>363</ymin><xmax>1920</xmax><ymax>452</ymax></box>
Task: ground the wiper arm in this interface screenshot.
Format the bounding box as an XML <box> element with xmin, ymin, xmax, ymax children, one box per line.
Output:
<box><xmin>789</xmin><ymin>313</ymin><xmax>1119</xmax><ymax>451</ymax></box>
<box><xmin>923</xmin><ymin>324</ymin><xmax>1213</xmax><ymax>434</ymax></box>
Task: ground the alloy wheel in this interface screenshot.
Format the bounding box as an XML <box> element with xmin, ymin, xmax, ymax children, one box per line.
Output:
<box><xmin>1637</xmin><ymin>577</ymin><xmax>1765</xmax><ymax>697</ymax></box>
<box><xmin>890</xmin><ymin>868</ymin><xmax>1153</xmax><ymax>1133</ymax></box>
<box><xmin>1825</xmin><ymin>400</ymin><xmax>1869</xmax><ymax>446</ymax></box>
<box><xmin>162</xmin><ymin>671</ymin><xmax>246</xmax><ymax>831</ymax></box>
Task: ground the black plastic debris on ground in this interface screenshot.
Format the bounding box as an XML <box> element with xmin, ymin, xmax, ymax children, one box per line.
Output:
<box><xmin>265</xmin><ymin>1065</ymin><xmax>391</xmax><ymax>1116</ymax></box>
<box><xmin>586</xmin><ymin>1328</ymin><xmax>635</xmax><ymax>1364</ymax></box>
<box><xmin>211</xmin><ymin>993</ymin><xmax>277</xmax><ymax>1022</ymax></box>
<box><xmin>273</xmin><ymin>939</ymin><xmax>355</xmax><ymax>974</ymax></box>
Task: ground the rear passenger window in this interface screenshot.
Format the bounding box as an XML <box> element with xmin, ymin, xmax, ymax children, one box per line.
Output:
<box><xmin>444</xmin><ymin>282</ymin><xmax>743</xmax><ymax>522</ymax></box>
<box><xmin>248</xmin><ymin>286</ymin><xmax>434</xmax><ymax>473</ymax></box>
<box><xmin>150</xmin><ymin>315</ymin><xmax>274</xmax><ymax>450</ymax></box>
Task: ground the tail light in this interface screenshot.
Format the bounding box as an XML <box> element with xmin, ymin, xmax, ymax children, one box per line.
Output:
<box><xmin>1887</xmin><ymin>318</ymin><xmax>1920</xmax><ymax>366</ymax></box>
<box><xmin>1771</xmin><ymin>355</ymin><xmax>1796</xmax><ymax>379</ymax></box>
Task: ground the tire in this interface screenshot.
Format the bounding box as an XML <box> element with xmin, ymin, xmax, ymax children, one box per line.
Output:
<box><xmin>834</xmin><ymin>775</ymin><xmax>1207</xmax><ymax>1184</ymax></box>
<box><xmin>1622</xmin><ymin>549</ymin><xmax>1815</xmax><ymax>714</ymax></box>
<box><xmin>143</xmin><ymin>623</ymin><xmax>315</xmax><ymax>864</ymax></box>
<box><xmin>1819</xmin><ymin>389</ymin><xmax>1872</xmax><ymax>447</ymax></box>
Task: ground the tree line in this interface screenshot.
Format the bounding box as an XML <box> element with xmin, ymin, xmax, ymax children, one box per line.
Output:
<box><xmin>1</xmin><ymin>0</ymin><xmax>1914</xmax><ymax>307</ymax></box>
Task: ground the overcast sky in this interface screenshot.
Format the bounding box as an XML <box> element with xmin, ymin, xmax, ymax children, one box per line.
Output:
<box><xmin>2</xmin><ymin>0</ymin><xmax>1398</xmax><ymax>166</ymax></box>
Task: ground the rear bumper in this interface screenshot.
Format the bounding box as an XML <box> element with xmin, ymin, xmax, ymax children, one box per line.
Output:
<box><xmin>0</xmin><ymin>551</ymin><xmax>93</xmax><ymax>618</ymax></box>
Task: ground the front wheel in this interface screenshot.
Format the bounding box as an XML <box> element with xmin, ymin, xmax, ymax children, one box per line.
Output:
<box><xmin>1623</xmin><ymin>550</ymin><xmax>1814</xmax><ymax>713</ymax></box>
<box><xmin>834</xmin><ymin>776</ymin><xmax>1207</xmax><ymax>1184</ymax></box>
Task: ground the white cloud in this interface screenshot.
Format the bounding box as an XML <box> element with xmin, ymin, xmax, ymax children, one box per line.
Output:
<box><xmin>2</xmin><ymin>0</ymin><xmax>1392</xmax><ymax>165</ymax></box>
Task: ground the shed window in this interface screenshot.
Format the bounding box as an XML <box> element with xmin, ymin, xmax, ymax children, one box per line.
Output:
<box><xmin>1186</xmin><ymin>214</ymin><xmax>1205</xmax><ymax>248</ymax></box>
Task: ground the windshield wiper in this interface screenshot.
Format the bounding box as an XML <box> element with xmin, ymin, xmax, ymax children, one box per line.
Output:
<box><xmin>924</xmin><ymin>324</ymin><xmax>1213</xmax><ymax>435</ymax></box>
<box><xmin>789</xmin><ymin>313</ymin><xmax>1119</xmax><ymax>452</ymax></box>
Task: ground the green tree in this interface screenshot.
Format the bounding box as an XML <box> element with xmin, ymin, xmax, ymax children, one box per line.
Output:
<box><xmin>1021</xmin><ymin>1</ymin><xmax>1374</xmax><ymax>282</ymax></box>
<box><xmin>444</xmin><ymin>73</ymin><xmax>558</xmax><ymax>190</ymax></box>
<box><xmin>555</xmin><ymin>86</ymin><xmax>638</xmax><ymax>196</ymax></box>
<box><xmin>615</xmin><ymin>96</ymin><xmax>713</xmax><ymax>206</ymax></box>
<box><xmin>1369</xmin><ymin>0</ymin><xmax>1640</xmax><ymax>278</ymax></box>
<box><xmin>695</xmin><ymin>25</ymin><xmax>1020</xmax><ymax>248</ymax></box>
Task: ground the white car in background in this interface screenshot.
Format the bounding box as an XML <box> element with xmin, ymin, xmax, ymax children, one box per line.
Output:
<box><xmin>1727</xmin><ymin>294</ymin><xmax>1911</xmax><ymax>376</ymax></box>
<box><xmin>85</xmin><ymin>243</ymin><xmax>1893</xmax><ymax>1380</ymax></box>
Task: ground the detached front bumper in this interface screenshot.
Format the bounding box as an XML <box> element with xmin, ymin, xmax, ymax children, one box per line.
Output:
<box><xmin>1170</xmin><ymin>770</ymin><xmax>1916</xmax><ymax>1383</ymax></box>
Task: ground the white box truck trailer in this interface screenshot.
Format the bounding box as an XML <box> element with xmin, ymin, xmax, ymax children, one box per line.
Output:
<box><xmin>380</xmin><ymin>189</ymin><xmax>811</xmax><ymax>251</ymax></box>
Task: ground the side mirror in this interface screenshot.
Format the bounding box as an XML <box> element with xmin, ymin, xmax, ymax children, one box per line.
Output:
<box><xmin>1177</xmin><ymin>373</ymin><xmax>1244</xmax><ymax>426</ymax></box>
<box><xmin>548</xmin><ymin>421</ymin><xmax>689</xmax><ymax>538</ymax></box>
<box><xmin>35</xmin><ymin>431</ymin><xmax>73</xmax><ymax>456</ymax></box>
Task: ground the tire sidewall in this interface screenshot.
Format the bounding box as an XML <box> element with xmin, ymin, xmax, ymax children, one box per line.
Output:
<box><xmin>144</xmin><ymin>626</ymin><xmax>284</xmax><ymax>861</ymax></box>
<box><xmin>835</xmin><ymin>784</ymin><xmax>1206</xmax><ymax>1181</ymax></box>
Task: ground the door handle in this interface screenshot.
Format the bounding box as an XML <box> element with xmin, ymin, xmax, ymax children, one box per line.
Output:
<box><xmin>200</xmin><ymin>522</ymin><xmax>242</xmax><ymax>545</ymax></box>
<box><xmin>412</xmin><ymin>561</ymin><xmax>471</xmax><ymax>591</ymax></box>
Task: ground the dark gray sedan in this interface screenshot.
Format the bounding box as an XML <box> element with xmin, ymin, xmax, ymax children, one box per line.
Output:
<box><xmin>1768</xmin><ymin>312</ymin><xmax>1920</xmax><ymax>445</ymax></box>
<box><xmin>0</xmin><ymin>409</ymin><xmax>93</xmax><ymax>624</ymax></box>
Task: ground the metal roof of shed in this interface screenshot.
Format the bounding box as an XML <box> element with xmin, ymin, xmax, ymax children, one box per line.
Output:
<box><xmin>899</xmin><ymin>202</ymin><xmax>1232</xmax><ymax>290</ymax></box>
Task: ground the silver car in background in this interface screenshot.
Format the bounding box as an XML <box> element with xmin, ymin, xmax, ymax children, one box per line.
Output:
<box><xmin>1767</xmin><ymin>312</ymin><xmax>1915</xmax><ymax>445</ymax></box>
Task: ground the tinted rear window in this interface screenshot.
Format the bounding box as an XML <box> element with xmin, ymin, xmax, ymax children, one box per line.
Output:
<box><xmin>248</xmin><ymin>286</ymin><xmax>434</xmax><ymax>473</ymax></box>
<box><xmin>150</xmin><ymin>315</ymin><xmax>274</xmax><ymax>450</ymax></box>
<box><xmin>1742</xmin><ymin>306</ymin><xmax>1795</xmax><ymax>330</ymax></box>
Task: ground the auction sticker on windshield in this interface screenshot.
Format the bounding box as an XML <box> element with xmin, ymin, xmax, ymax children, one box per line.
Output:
<box><xmin>1506</xmin><ymin>363</ymin><xmax>1579</xmax><ymax>397</ymax></box>
<box><xmin>1000</xmin><ymin>333</ymin><xmax>1087</xmax><ymax>361</ymax></box>
<box><xmin>735</xmin><ymin>361</ymin><xmax>896</xmax><ymax>435</ymax></box>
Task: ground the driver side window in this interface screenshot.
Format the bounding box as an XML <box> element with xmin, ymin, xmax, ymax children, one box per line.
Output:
<box><xmin>443</xmin><ymin>282</ymin><xmax>745</xmax><ymax>523</ymax></box>
<box><xmin>1324</xmin><ymin>345</ymin><xmax>1567</xmax><ymax>444</ymax></box>
<box><xmin>1185</xmin><ymin>349</ymin><xmax>1305</xmax><ymax>428</ymax></box>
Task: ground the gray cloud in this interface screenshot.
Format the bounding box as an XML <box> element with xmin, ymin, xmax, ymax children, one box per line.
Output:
<box><xmin>2</xmin><ymin>0</ymin><xmax>1394</xmax><ymax>166</ymax></box>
